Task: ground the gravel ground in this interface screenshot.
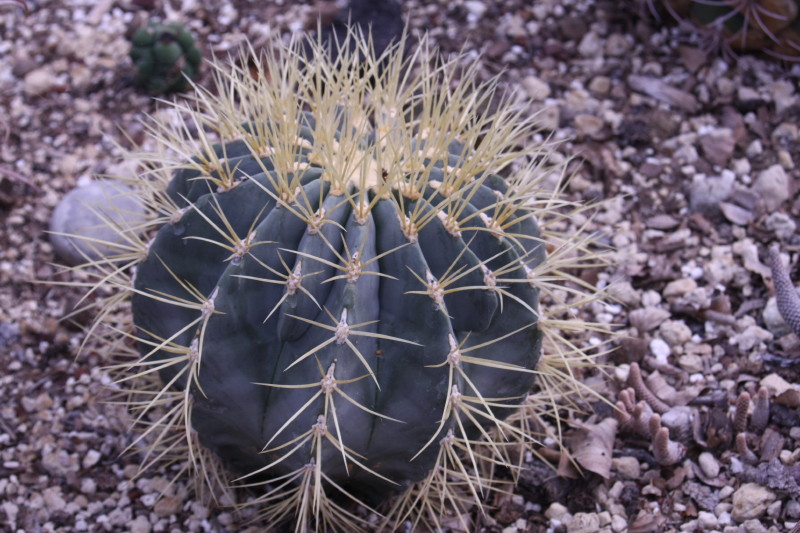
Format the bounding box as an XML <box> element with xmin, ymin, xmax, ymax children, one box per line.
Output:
<box><xmin>2</xmin><ymin>0</ymin><xmax>800</xmax><ymax>532</ymax></box>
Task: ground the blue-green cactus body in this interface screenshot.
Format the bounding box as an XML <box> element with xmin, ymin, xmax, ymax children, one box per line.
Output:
<box><xmin>96</xmin><ymin>28</ymin><xmax>609</xmax><ymax>532</ymax></box>
<box><xmin>131</xmin><ymin>121</ymin><xmax>544</xmax><ymax>503</ymax></box>
<box><xmin>129</xmin><ymin>22</ymin><xmax>200</xmax><ymax>94</ymax></box>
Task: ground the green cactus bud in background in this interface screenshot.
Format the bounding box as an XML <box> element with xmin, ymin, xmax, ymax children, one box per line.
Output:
<box><xmin>70</xmin><ymin>28</ymin><xmax>612</xmax><ymax>532</ymax></box>
<box><xmin>128</xmin><ymin>22</ymin><xmax>201</xmax><ymax>94</ymax></box>
<box><xmin>659</xmin><ymin>0</ymin><xmax>800</xmax><ymax>60</ymax></box>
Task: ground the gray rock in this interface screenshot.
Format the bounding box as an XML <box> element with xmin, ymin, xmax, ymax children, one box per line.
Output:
<box><xmin>50</xmin><ymin>179</ymin><xmax>147</xmax><ymax>265</ymax></box>
<box><xmin>649</xmin><ymin>337</ymin><xmax>671</xmax><ymax>362</ymax></box>
<box><xmin>659</xmin><ymin>319</ymin><xmax>692</xmax><ymax>346</ymax></box>
<box><xmin>530</xmin><ymin>102</ymin><xmax>560</xmax><ymax>131</ymax></box>
<box><xmin>23</xmin><ymin>66</ymin><xmax>57</xmax><ymax>97</ymax></box>
<box><xmin>663</xmin><ymin>278</ymin><xmax>697</xmax><ymax>298</ymax></box>
<box><xmin>574</xmin><ymin>114</ymin><xmax>604</xmax><ymax>138</ymax></box>
<box><xmin>522</xmin><ymin>75</ymin><xmax>551</xmax><ymax>101</ymax></box>
<box><xmin>567</xmin><ymin>512</ymin><xmax>600</xmax><ymax>533</ymax></box>
<box><xmin>738</xmin><ymin>86</ymin><xmax>760</xmax><ymax>102</ymax></box>
<box><xmin>773</xmin><ymin>122</ymin><xmax>799</xmax><ymax>143</ymax></box>
<box><xmin>697</xmin><ymin>511</ymin><xmax>718</xmax><ymax>530</ymax></box>
<box><xmin>545</xmin><ymin>502</ymin><xmax>569</xmax><ymax>521</ymax></box>
<box><xmin>605</xmin><ymin>33</ymin><xmax>630</xmax><ymax>57</ymax></box>
<box><xmin>607</xmin><ymin>280</ymin><xmax>641</xmax><ymax>307</ymax></box>
<box><xmin>612</xmin><ymin>456</ymin><xmax>641</xmax><ymax>479</ymax></box>
<box><xmin>464</xmin><ymin>0</ymin><xmax>487</xmax><ymax>21</ymax></box>
<box><xmin>765</xmin><ymin>212</ymin><xmax>796</xmax><ymax>240</ymax></box>
<box><xmin>786</xmin><ymin>499</ymin><xmax>800</xmax><ymax>519</ymax></box>
<box><xmin>720</xmin><ymin>201</ymin><xmax>754</xmax><ymax>226</ymax></box>
<box><xmin>578</xmin><ymin>32</ymin><xmax>603</xmax><ymax>58</ymax></box>
<box><xmin>732</xmin><ymin>483</ymin><xmax>775</xmax><ymax>522</ymax></box>
<box><xmin>588</xmin><ymin>75</ymin><xmax>611</xmax><ymax>95</ymax></box>
<box><xmin>753</xmin><ymin>164</ymin><xmax>790</xmax><ymax>210</ymax></box>
<box><xmin>689</xmin><ymin>172</ymin><xmax>735</xmax><ymax>213</ymax></box>
<box><xmin>771</xmin><ymin>80</ymin><xmax>796</xmax><ymax>115</ymax></box>
<box><xmin>698</xmin><ymin>452</ymin><xmax>720</xmax><ymax>478</ymax></box>
<box><xmin>0</xmin><ymin>322</ymin><xmax>20</xmax><ymax>348</ymax></box>
<box><xmin>628</xmin><ymin>75</ymin><xmax>699</xmax><ymax>113</ymax></box>
<box><xmin>741</xmin><ymin>518</ymin><xmax>769</xmax><ymax>532</ymax></box>
<box><xmin>732</xmin><ymin>324</ymin><xmax>773</xmax><ymax>352</ymax></box>
<box><xmin>630</xmin><ymin>307</ymin><xmax>670</xmax><ymax>332</ymax></box>
<box><xmin>700</xmin><ymin>128</ymin><xmax>735</xmax><ymax>167</ymax></box>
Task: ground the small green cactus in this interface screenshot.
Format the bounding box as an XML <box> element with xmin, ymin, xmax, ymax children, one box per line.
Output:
<box><xmin>73</xmin><ymin>29</ymin><xmax>610</xmax><ymax>532</ymax></box>
<box><xmin>660</xmin><ymin>0</ymin><xmax>800</xmax><ymax>60</ymax></box>
<box><xmin>129</xmin><ymin>21</ymin><xmax>201</xmax><ymax>94</ymax></box>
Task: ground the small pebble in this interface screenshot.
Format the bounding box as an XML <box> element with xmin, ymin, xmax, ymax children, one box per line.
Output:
<box><xmin>753</xmin><ymin>164</ymin><xmax>790</xmax><ymax>210</ymax></box>
<box><xmin>659</xmin><ymin>320</ymin><xmax>692</xmax><ymax>346</ymax></box>
<box><xmin>546</xmin><ymin>502</ymin><xmax>569</xmax><ymax>521</ymax></box>
<box><xmin>698</xmin><ymin>510</ymin><xmax>718</xmax><ymax>529</ymax></box>
<box><xmin>698</xmin><ymin>452</ymin><xmax>720</xmax><ymax>478</ymax></box>
<box><xmin>154</xmin><ymin>495</ymin><xmax>182</xmax><ymax>517</ymax></box>
<box><xmin>765</xmin><ymin>212</ymin><xmax>796</xmax><ymax>240</ymax></box>
<box><xmin>732</xmin><ymin>483</ymin><xmax>776</xmax><ymax>522</ymax></box>
<box><xmin>23</xmin><ymin>66</ymin><xmax>57</xmax><ymax>96</ymax></box>
<box><xmin>613</xmin><ymin>456</ymin><xmax>641</xmax><ymax>479</ymax></box>
<box><xmin>663</xmin><ymin>278</ymin><xmax>697</xmax><ymax>298</ymax></box>
<box><xmin>605</xmin><ymin>33</ymin><xmax>630</xmax><ymax>56</ymax></box>
<box><xmin>588</xmin><ymin>76</ymin><xmax>611</xmax><ymax>95</ymax></box>
<box><xmin>574</xmin><ymin>114</ymin><xmax>604</xmax><ymax>138</ymax></box>
<box><xmin>567</xmin><ymin>512</ymin><xmax>600</xmax><ymax>533</ymax></box>
<box><xmin>522</xmin><ymin>75</ymin><xmax>551</xmax><ymax>101</ymax></box>
<box><xmin>649</xmin><ymin>337</ymin><xmax>671</xmax><ymax>363</ymax></box>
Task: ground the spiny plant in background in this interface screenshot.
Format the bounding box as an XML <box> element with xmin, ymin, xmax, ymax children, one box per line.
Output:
<box><xmin>0</xmin><ymin>0</ymin><xmax>28</xmax><ymax>15</ymax></box>
<box><xmin>769</xmin><ymin>244</ymin><xmax>800</xmax><ymax>337</ymax></box>
<box><xmin>129</xmin><ymin>21</ymin><xmax>201</xmax><ymax>94</ymax></box>
<box><xmin>65</xmin><ymin>28</ymin><xmax>613</xmax><ymax>532</ymax></box>
<box><xmin>657</xmin><ymin>0</ymin><xmax>800</xmax><ymax>60</ymax></box>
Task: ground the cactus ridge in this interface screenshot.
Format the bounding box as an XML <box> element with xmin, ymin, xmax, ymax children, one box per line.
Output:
<box><xmin>67</xmin><ymin>28</ymin><xmax>614</xmax><ymax>532</ymax></box>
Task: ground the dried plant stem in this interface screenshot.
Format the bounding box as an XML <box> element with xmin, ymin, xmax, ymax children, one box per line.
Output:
<box><xmin>733</xmin><ymin>391</ymin><xmax>751</xmax><ymax>434</ymax></box>
<box><xmin>735</xmin><ymin>433</ymin><xmax>759</xmax><ymax>464</ymax></box>
<box><xmin>628</xmin><ymin>362</ymin><xmax>670</xmax><ymax>414</ymax></box>
<box><xmin>750</xmin><ymin>386</ymin><xmax>770</xmax><ymax>433</ymax></box>
<box><xmin>652</xmin><ymin>426</ymin><xmax>684</xmax><ymax>466</ymax></box>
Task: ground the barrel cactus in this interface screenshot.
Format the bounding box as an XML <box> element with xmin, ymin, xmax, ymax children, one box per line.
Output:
<box><xmin>75</xmin><ymin>29</ymin><xmax>610</xmax><ymax>532</ymax></box>
<box><xmin>129</xmin><ymin>21</ymin><xmax>201</xmax><ymax>94</ymax></box>
<box><xmin>659</xmin><ymin>0</ymin><xmax>800</xmax><ymax>60</ymax></box>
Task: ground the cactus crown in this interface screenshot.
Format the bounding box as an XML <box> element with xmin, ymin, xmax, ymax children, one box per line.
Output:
<box><xmin>71</xmin><ymin>28</ymin><xmax>612</xmax><ymax>532</ymax></box>
<box><xmin>129</xmin><ymin>21</ymin><xmax>201</xmax><ymax>94</ymax></box>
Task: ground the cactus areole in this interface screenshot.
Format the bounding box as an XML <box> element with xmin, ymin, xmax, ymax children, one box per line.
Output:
<box><xmin>97</xmin><ymin>29</ymin><xmax>605</xmax><ymax>532</ymax></box>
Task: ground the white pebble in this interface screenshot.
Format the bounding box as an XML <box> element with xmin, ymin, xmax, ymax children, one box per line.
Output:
<box><xmin>649</xmin><ymin>338</ymin><xmax>671</xmax><ymax>364</ymax></box>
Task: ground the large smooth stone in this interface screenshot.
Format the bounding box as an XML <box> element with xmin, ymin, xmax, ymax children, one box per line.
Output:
<box><xmin>50</xmin><ymin>179</ymin><xmax>146</xmax><ymax>265</ymax></box>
